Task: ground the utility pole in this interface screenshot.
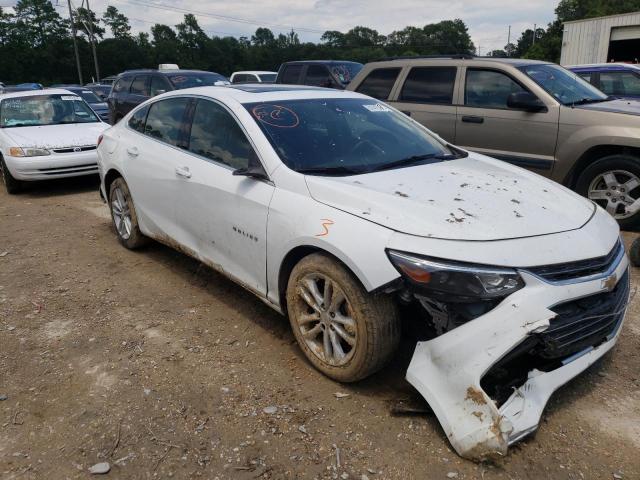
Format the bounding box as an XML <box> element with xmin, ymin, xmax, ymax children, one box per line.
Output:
<box><xmin>84</xmin><ymin>0</ymin><xmax>100</xmax><ymax>82</ymax></box>
<box><xmin>532</xmin><ymin>23</ymin><xmax>537</xmax><ymax>44</ymax></box>
<box><xmin>67</xmin><ymin>0</ymin><xmax>83</xmax><ymax>84</ymax></box>
<box><xmin>507</xmin><ymin>25</ymin><xmax>511</xmax><ymax>55</ymax></box>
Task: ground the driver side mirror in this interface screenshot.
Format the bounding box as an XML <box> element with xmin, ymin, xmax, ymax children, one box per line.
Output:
<box><xmin>233</xmin><ymin>151</ymin><xmax>269</xmax><ymax>181</ymax></box>
<box><xmin>507</xmin><ymin>92</ymin><xmax>547</xmax><ymax>112</ymax></box>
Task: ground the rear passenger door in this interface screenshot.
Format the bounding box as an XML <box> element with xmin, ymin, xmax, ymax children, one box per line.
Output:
<box><xmin>455</xmin><ymin>67</ymin><xmax>559</xmax><ymax>175</ymax></box>
<box><xmin>175</xmin><ymin>98</ymin><xmax>274</xmax><ymax>294</ymax></box>
<box><xmin>122</xmin><ymin>97</ymin><xmax>191</xmax><ymax>238</ymax></box>
<box><xmin>390</xmin><ymin>66</ymin><xmax>459</xmax><ymax>141</ymax></box>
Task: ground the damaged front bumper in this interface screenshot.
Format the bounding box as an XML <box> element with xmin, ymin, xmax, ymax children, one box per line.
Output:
<box><xmin>406</xmin><ymin>248</ymin><xmax>630</xmax><ymax>461</ymax></box>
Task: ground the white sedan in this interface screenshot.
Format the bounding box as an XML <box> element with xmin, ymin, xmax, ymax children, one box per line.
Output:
<box><xmin>0</xmin><ymin>89</ymin><xmax>108</xmax><ymax>193</ymax></box>
<box><xmin>97</xmin><ymin>85</ymin><xmax>628</xmax><ymax>460</ymax></box>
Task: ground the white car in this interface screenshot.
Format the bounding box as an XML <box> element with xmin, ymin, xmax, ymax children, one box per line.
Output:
<box><xmin>96</xmin><ymin>85</ymin><xmax>629</xmax><ymax>461</ymax></box>
<box><xmin>0</xmin><ymin>89</ymin><xmax>108</xmax><ymax>193</ymax></box>
<box><xmin>230</xmin><ymin>71</ymin><xmax>277</xmax><ymax>84</ymax></box>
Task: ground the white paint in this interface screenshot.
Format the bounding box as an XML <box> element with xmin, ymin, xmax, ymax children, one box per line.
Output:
<box><xmin>97</xmin><ymin>85</ymin><xmax>625</xmax><ymax>460</ymax></box>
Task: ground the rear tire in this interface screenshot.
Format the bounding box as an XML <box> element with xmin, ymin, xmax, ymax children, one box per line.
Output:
<box><xmin>108</xmin><ymin>177</ymin><xmax>148</xmax><ymax>249</ymax></box>
<box><xmin>286</xmin><ymin>253</ymin><xmax>400</xmax><ymax>382</ymax></box>
<box><xmin>0</xmin><ymin>155</ymin><xmax>23</xmax><ymax>194</ymax></box>
<box><xmin>575</xmin><ymin>154</ymin><xmax>640</xmax><ymax>229</ymax></box>
<box><xmin>630</xmin><ymin>238</ymin><xmax>640</xmax><ymax>267</ymax></box>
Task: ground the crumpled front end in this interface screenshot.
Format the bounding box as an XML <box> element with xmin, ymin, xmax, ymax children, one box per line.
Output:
<box><xmin>405</xmin><ymin>243</ymin><xmax>630</xmax><ymax>461</ymax></box>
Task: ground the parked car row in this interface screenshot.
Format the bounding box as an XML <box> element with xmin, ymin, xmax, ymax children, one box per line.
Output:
<box><xmin>0</xmin><ymin>56</ymin><xmax>633</xmax><ymax>462</ymax></box>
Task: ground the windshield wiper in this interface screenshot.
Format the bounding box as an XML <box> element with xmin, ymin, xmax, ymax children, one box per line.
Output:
<box><xmin>297</xmin><ymin>165</ymin><xmax>363</xmax><ymax>176</ymax></box>
<box><xmin>370</xmin><ymin>151</ymin><xmax>465</xmax><ymax>173</ymax></box>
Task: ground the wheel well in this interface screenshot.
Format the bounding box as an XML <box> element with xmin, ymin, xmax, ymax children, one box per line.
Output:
<box><xmin>566</xmin><ymin>145</ymin><xmax>640</xmax><ymax>187</ymax></box>
<box><xmin>277</xmin><ymin>246</ymin><xmax>371</xmax><ymax>315</ymax></box>
<box><xmin>104</xmin><ymin>169</ymin><xmax>122</xmax><ymax>197</ymax></box>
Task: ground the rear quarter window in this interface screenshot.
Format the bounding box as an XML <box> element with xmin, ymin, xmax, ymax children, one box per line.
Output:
<box><xmin>128</xmin><ymin>105</ymin><xmax>149</xmax><ymax>133</ymax></box>
<box><xmin>355</xmin><ymin>68</ymin><xmax>401</xmax><ymax>100</ymax></box>
<box><xmin>400</xmin><ymin>67</ymin><xmax>457</xmax><ymax>104</ymax></box>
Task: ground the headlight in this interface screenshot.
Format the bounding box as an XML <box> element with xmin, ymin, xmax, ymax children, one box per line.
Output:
<box><xmin>9</xmin><ymin>147</ymin><xmax>51</xmax><ymax>157</ymax></box>
<box><xmin>387</xmin><ymin>250</ymin><xmax>524</xmax><ymax>300</ymax></box>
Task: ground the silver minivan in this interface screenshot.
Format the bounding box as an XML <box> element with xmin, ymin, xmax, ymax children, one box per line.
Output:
<box><xmin>348</xmin><ymin>56</ymin><xmax>640</xmax><ymax>228</ymax></box>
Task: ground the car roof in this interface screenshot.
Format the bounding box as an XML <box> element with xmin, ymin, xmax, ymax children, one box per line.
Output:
<box><xmin>567</xmin><ymin>63</ymin><xmax>640</xmax><ymax>71</ymax></box>
<box><xmin>232</xmin><ymin>71</ymin><xmax>277</xmax><ymax>75</ymax></box>
<box><xmin>364</xmin><ymin>56</ymin><xmax>549</xmax><ymax>68</ymax></box>
<box><xmin>155</xmin><ymin>84</ymin><xmax>369</xmax><ymax>104</ymax></box>
<box><xmin>281</xmin><ymin>60</ymin><xmax>362</xmax><ymax>65</ymax></box>
<box><xmin>0</xmin><ymin>88</ymin><xmax>80</xmax><ymax>100</ymax></box>
<box><xmin>118</xmin><ymin>69</ymin><xmax>222</xmax><ymax>77</ymax></box>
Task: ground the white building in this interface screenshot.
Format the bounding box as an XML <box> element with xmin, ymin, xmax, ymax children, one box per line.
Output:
<box><xmin>560</xmin><ymin>11</ymin><xmax>640</xmax><ymax>65</ymax></box>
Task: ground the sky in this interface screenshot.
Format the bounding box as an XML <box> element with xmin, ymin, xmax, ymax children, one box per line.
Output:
<box><xmin>4</xmin><ymin>0</ymin><xmax>559</xmax><ymax>53</ymax></box>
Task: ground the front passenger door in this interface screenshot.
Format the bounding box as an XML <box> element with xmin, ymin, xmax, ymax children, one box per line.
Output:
<box><xmin>455</xmin><ymin>68</ymin><xmax>559</xmax><ymax>175</ymax></box>
<box><xmin>175</xmin><ymin>98</ymin><xmax>275</xmax><ymax>294</ymax></box>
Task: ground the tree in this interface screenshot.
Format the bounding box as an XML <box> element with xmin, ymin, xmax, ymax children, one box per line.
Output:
<box><xmin>320</xmin><ymin>30</ymin><xmax>345</xmax><ymax>48</ymax></box>
<box><xmin>103</xmin><ymin>6</ymin><xmax>131</xmax><ymax>39</ymax></box>
<box><xmin>344</xmin><ymin>26</ymin><xmax>385</xmax><ymax>47</ymax></box>
<box><xmin>423</xmin><ymin>19</ymin><xmax>475</xmax><ymax>54</ymax></box>
<box><xmin>151</xmin><ymin>23</ymin><xmax>179</xmax><ymax>63</ymax></box>
<box><xmin>251</xmin><ymin>27</ymin><xmax>275</xmax><ymax>47</ymax></box>
<box><xmin>73</xmin><ymin>7</ymin><xmax>105</xmax><ymax>39</ymax></box>
<box><xmin>12</xmin><ymin>0</ymin><xmax>68</xmax><ymax>46</ymax></box>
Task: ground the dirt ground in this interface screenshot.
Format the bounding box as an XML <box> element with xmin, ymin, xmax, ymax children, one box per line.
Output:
<box><xmin>1</xmin><ymin>177</ymin><xmax>639</xmax><ymax>480</ymax></box>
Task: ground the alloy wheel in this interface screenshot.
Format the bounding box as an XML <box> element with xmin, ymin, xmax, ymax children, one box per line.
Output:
<box><xmin>111</xmin><ymin>186</ymin><xmax>133</xmax><ymax>240</ymax></box>
<box><xmin>295</xmin><ymin>273</ymin><xmax>357</xmax><ymax>366</ymax></box>
<box><xmin>588</xmin><ymin>169</ymin><xmax>640</xmax><ymax>219</ymax></box>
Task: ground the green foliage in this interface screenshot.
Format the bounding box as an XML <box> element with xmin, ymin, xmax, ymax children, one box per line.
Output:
<box><xmin>0</xmin><ymin>5</ymin><xmax>474</xmax><ymax>84</ymax></box>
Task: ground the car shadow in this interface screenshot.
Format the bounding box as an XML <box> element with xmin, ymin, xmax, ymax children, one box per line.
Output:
<box><xmin>16</xmin><ymin>175</ymin><xmax>100</xmax><ymax>198</ymax></box>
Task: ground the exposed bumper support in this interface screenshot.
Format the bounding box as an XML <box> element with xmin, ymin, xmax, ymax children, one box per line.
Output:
<box><xmin>406</xmin><ymin>256</ymin><xmax>629</xmax><ymax>461</ymax></box>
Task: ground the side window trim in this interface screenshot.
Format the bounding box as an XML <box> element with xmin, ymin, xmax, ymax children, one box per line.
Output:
<box><xmin>462</xmin><ymin>67</ymin><xmax>535</xmax><ymax>111</ymax></box>
<box><xmin>181</xmin><ymin>96</ymin><xmax>271</xmax><ymax>178</ymax></box>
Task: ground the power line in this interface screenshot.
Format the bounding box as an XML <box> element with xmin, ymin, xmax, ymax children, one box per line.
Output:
<box><xmin>110</xmin><ymin>0</ymin><xmax>326</xmax><ymax>34</ymax></box>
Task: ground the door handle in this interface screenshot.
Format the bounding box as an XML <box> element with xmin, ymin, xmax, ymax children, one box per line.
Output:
<box><xmin>126</xmin><ymin>147</ymin><xmax>139</xmax><ymax>156</ymax></box>
<box><xmin>461</xmin><ymin>115</ymin><xmax>484</xmax><ymax>124</ymax></box>
<box><xmin>401</xmin><ymin>110</ymin><xmax>412</xmax><ymax>117</ymax></box>
<box><xmin>175</xmin><ymin>166</ymin><xmax>192</xmax><ymax>178</ymax></box>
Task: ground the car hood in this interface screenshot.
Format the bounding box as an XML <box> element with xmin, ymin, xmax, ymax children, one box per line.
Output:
<box><xmin>305</xmin><ymin>154</ymin><xmax>595</xmax><ymax>241</ymax></box>
<box><xmin>2</xmin><ymin>122</ymin><xmax>108</xmax><ymax>149</ymax></box>
<box><xmin>576</xmin><ymin>98</ymin><xmax>640</xmax><ymax>115</ymax></box>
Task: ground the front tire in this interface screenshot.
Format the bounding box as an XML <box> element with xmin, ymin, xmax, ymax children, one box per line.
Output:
<box><xmin>108</xmin><ymin>177</ymin><xmax>148</xmax><ymax>249</ymax></box>
<box><xmin>286</xmin><ymin>253</ymin><xmax>400</xmax><ymax>382</ymax></box>
<box><xmin>630</xmin><ymin>238</ymin><xmax>640</xmax><ymax>267</ymax></box>
<box><xmin>0</xmin><ymin>156</ymin><xmax>23</xmax><ymax>194</ymax></box>
<box><xmin>576</xmin><ymin>155</ymin><xmax>640</xmax><ymax>229</ymax></box>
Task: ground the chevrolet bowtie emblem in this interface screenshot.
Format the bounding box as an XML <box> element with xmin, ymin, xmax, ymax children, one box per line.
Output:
<box><xmin>601</xmin><ymin>273</ymin><xmax>618</xmax><ymax>292</ymax></box>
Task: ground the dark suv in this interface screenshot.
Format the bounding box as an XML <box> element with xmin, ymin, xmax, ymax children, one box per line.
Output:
<box><xmin>108</xmin><ymin>69</ymin><xmax>229</xmax><ymax>123</ymax></box>
<box><xmin>275</xmin><ymin>61</ymin><xmax>363</xmax><ymax>89</ymax></box>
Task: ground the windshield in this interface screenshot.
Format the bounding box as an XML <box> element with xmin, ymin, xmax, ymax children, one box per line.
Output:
<box><xmin>71</xmin><ymin>90</ymin><xmax>102</xmax><ymax>104</ymax></box>
<box><xmin>0</xmin><ymin>94</ymin><xmax>99</xmax><ymax>128</ymax></box>
<box><xmin>167</xmin><ymin>73</ymin><xmax>229</xmax><ymax>89</ymax></box>
<box><xmin>520</xmin><ymin>64</ymin><xmax>608</xmax><ymax>105</ymax></box>
<box><xmin>245</xmin><ymin>98</ymin><xmax>458</xmax><ymax>175</ymax></box>
<box><xmin>258</xmin><ymin>73</ymin><xmax>277</xmax><ymax>82</ymax></box>
<box><xmin>331</xmin><ymin>63</ymin><xmax>363</xmax><ymax>85</ymax></box>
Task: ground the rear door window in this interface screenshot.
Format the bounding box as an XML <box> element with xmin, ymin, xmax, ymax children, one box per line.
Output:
<box><xmin>187</xmin><ymin>100</ymin><xmax>252</xmax><ymax>170</ymax></box>
<box><xmin>128</xmin><ymin>105</ymin><xmax>149</xmax><ymax>133</ymax></box>
<box><xmin>465</xmin><ymin>69</ymin><xmax>527</xmax><ymax>109</ymax></box>
<box><xmin>130</xmin><ymin>75</ymin><xmax>149</xmax><ymax>96</ymax></box>
<box><xmin>143</xmin><ymin>97</ymin><xmax>190</xmax><ymax>147</ymax></box>
<box><xmin>400</xmin><ymin>67</ymin><xmax>457</xmax><ymax>104</ymax></box>
<box><xmin>281</xmin><ymin>65</ymin><xmax>303</xmax><ymax>84</ymax></box>
<box><xmin>150</xmin><ymin>76</ymin><xmax>170</xmax><ymax>96</ymax></box>
<box><xmin>305</xmin><ymin>65</ymin><xmax>332</xmax><ymax>86</ymax></box>
<box><xmin>113</xmin><ymin>76</ymin><xmax>133</xmax><ymax>93</ymax></box>
<box><xmin>355</xmin><ymin>68</ymin><xmax>401</xmax><ymax>100</ymax></box>
<box><xmin>599</xmin><ymin>71</ymin><xmax>640</xmax><ymax>96</ymax></box>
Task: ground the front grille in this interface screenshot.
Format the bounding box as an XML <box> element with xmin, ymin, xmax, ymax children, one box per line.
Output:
<box><xmin>539</xmin><ymin>269</ymin><xmax>629</xmax><ymax>359</ymax></box>
<box><xmin>52</xmin><ymin>145</ymin><xmax>97</xmax><ymax>154</ymax></box>
<box><xmin>481</xmin><ymin>269</ymin><xmax>629</xmax><ymax>406</ymax></box>
<box><xmin>526</xmin><ymin>240</ymin><xmax>623</xmax><ymax>283</ymax></box>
